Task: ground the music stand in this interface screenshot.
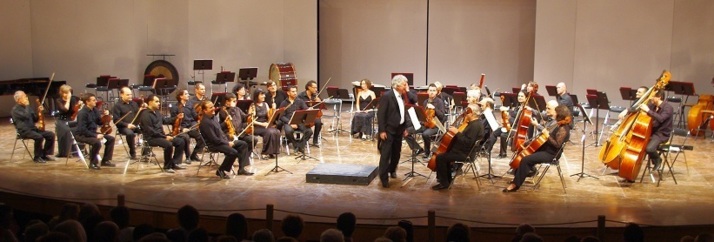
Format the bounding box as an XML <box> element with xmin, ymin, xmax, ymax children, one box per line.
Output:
<box><xmin>545</xmin><ymin>85</ymin><xmax>558</xmax><ymax>97</ymax></box>
<box><xmin>266</xmin><ymin>108</ymin><xmax>291</xmax><ymax>175</ymax></box>
<box><xmin>586</xmin><ymin>92</ymin><xmax>610</xmax><ymax>146</ymax></box>
<box><xmin>416</xmin><ymin>92</ymin><xmax>428</xmax><ymax>106</ymax></box>
<box><xmin>238</xmin><ymin>67</ymin><xmax>259</xmax><ymax>89</ymax></box>
<box><xmin>391</xmin><ymin>72</ymin><xmax>414</xmax><ymax>86</ymax></box>
<box><xmin>289</xmin><ymin>109</ymin><xmax>320</xmax><ymax>161</ymax></box>
<box><xmin>500</xmin><ymin>93</ymin><xmax>519</xmax><ymax>108</ymax></box>
<box><xmin>570</xmin><ymin>103</ymin><xmax>599</xmax><ymax>181</ymax></box>
<box><xmin>214</xmin><ymin>71</ymin><xmax>235</xmax><ymax>93</ymax></box>
<box><xmin>193</xmin><ymin>59</ymin><xmax>213</xmax><ymax>84</ymax></box>
<box><xmin>668</xmin><ymin>81</ymin><xmax>696</xmax><ymax>128</ymax></box>
<box><xmin>325</xmin><ymin>88</ymin><xmax>351</xmax><ymax>134</ymax></box>
<box><xmin>402</xmin><ymin>105</ymin><xmax>428</xmax><ymax>182</ymax></box>
<box><xmin>512</xmin><ymin>87</ymin><xmax>521</xmax><ymax>94</ymax></box>
<box><xmin>619</xmin><ymin>87</ymin><xmax>638</xmax><ymax>107</ymax></box>
<box><xmin>210</xmin><ymin>92</ymin><xmax>227</xmax><ymax>107</ymax></box>
<box><xmin>236</xmin><ymin>100</ymin><xmax>254</xmax><ymax>114</ymax></box>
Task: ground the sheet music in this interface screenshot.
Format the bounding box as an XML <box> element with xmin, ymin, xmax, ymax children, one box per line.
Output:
<box><xmin>408</xmin><ymin>107</ymin><xmax>421</xmax><ymax>130</ymax></box>
<box><xmin>484</xmin><ymin>110</ymin><xmax>499</xmax><ymax>131</ymax></box>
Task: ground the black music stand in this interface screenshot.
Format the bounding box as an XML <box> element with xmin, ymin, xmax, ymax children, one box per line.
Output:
<box><xmin>452</xmin><ymin>92</ymin><xmax>466</xmax><ymax>108</ymax></box>
<box><xmin>619</xmin><ymin>87</ymin><xmax>638</xmax><ymax>107</ymax></box>
<box><xmin>214</xmin><ymin>72</ymin><xmax>235</xmax><ymax>93</ymax></box>
<box><xmin>266</xmin><ymin>108</ymin><xmax>291</xmax><ymax>175</ymax></box>
<box><xmin>192</xmin><ymin>59</ymin><xmax>212</xmax><ymax>85</ymax></box>
<box><xmin>238</xmin><ymin>68</ymin><xmax>258</xmax><ymax>88</ymax></box>
<box><xmin>545</xmin><ymin>85</ymin><xmax>558</xmax><ymax>97</ymax></box>
<box><xmin>500</xmin><ymin>93</ymin><xmax>519</xmax><ymax>108</ymax></box>
<box><xmin>290</xmin><ymin>109</ymin><xmax>319</xmax><ymax>161</ymax></box>
<box><xmin>416</xmin><ymin>92</ymin><xmax>428</xmax><ymax>106</ymax></box>
<box><xmin>401</xmin><ymin>105</ymin><xmax>429</xmax><ymax>182</ymax></box>
<box><xmin>668</xmin><ymin>81</ymin><xmax>695</xmax><ymax>128</ymax></box>
<box><xmin>236</xmin><ymin>100</ymin><xmax>253</xmax><ymax>114</ymax></box>
<box><xmin>586</xmin><ymin>92</ymin><xmax>610</xmax><ymax>146</ymax></box>
<box><xmin>512</xmin><ymin>87</ymin><xmax>521</xmax><ymax>94</ymax></box>
<box><xmin>570</xmin><ymin>104</ymin><xmax>598</xmax><ymax>181</ymax></box>
<box><xmin>210</xmin><ymin>92</ymin><xmax>227</xmax><ymax>107</ymax></box>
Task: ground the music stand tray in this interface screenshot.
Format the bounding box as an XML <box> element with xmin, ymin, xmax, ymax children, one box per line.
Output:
<box><xmin>289</xmin><ymin>109</ymin><xmax>320</xmax><ymax>161</ymax></box>
<box><xmin>236</xmin><ymin>100</ymin><xmax>254</xmax><ymax>114</ymax></box>
<box><xmin>193</xmin><ymin>60</ymin><xmax>213</xmax><ymax>70</ymax></box>
<box><xmin>238</xmin><ymin>68</ymin><xmax>258</xmax><ymax>80</ymax></box>
<box><xmin>210</xmin><ymin>92</ymin><xmax>227</xmax><ymax>107</ymax></box>
<box><xmin>500</xmin><ymin>93</ymin><xmax>518</xmax><ymax>107</ymax></box>
<box><xmin>545</xmin><ymin>85</ymin><xmax>558</xmax><ymax>97</ymax></box>
<box><xmin>215</xmin><ymin>72</ymin><xmax>235</xmax><ymax>84</ymax></box>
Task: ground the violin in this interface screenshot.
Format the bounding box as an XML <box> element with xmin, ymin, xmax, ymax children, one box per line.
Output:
<box><xmin>224</xmin><ymin>107</ymin><xmax>237</xmax><ymax>141</ymax></box>
<box><xmin>70</xmin><ymin>101</ymin><xmax>83</xmax><ymax>121</ymax></box>
<box><xmin>99</xmin><ymin>103</ymin><xmax>114</xmax><ymax>135</ymax></box>
<box><xmin>244</xmin><ymin>104</ymin><xmax>255</xmax><ymax>134</ymax></box>
<box><xmin>36</xmin><ymin>73</ymin><xmax>55</xmax><ymax>131</ymax></box>
<box><xmin>172</xmin><ymin>103</ymin><xmax>184</xmax><ymax>136</ymax></box>
<box><xmin>424</xmin><ymin>99</ymin><xmax>437</xmax><ymax>129</ymax></box>
<box><xmin>500</xmin><ymin>95</ymin><xmax>512</xmax><ymax>133</ymax></box>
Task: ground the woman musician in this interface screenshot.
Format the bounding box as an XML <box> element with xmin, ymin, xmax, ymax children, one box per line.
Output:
<box><xmin>432</xmin><ymin>104</ymin><xmax>485</xmax><ymax>190</ymax></box>
<box><xmin>405</xmin><ymin>83</ymin><xmax>446</xmax><ymax>158</ymax></box>
<box><xmin>251</xmin><ymin>89</ymin><xmax>281</xmax><ymax>159</ymax></box>
<box><xmin>351</xmin><ymin>79</ymin><xmax>376</xmax><ymax>140</ymax></box>
<box><xmin>485</xmin><ymin>91</ymin><xmax>525</xmax><ymax>158</ymax></box>
<box><xmin>233</xmin><ymin>83</ymin><xmax>251</xmax><ymax>101</ymax></box>
<box><xmin>503</xmin><ymin>101</ymin><xmax>571</xmax><ymax>192</ymax></box>
<box><xmin>55</xmin><ymin>84</ymin><xmax>82</xmax><ymax>158</ymax></box>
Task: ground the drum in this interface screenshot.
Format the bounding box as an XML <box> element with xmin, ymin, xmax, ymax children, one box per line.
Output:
<box><xmin>144</xmin><ymin>60</ymin><xmax>179</xmax><ymax>85</ymax></box>
<box><xmin>269</xmin><ymin>63</ymin><xmax>297</xmax><ymax>90</ymax></box>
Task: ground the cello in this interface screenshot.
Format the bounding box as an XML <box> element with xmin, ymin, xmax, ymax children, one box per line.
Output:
<box><xmin>509</xmin><ymin>117</ymin><xmax>571</xmax><ymax>169</ymax></box>
<box><xmin>427</xmin><ymin>107</ymin><xmax>475</xmax><ymax>171</ymax></box>
<box><xmin>598</xmin><ymin>70</ymin><xmax>670</xmax><ymax>181</ymax></box>
<box><xmin>686</xmin><ymin>94</ymin><xmax>714</xmax><ymax>136</ymax></box>
<box><xmin>510</xmin><ymin>91</ymin><xmax>536</xmax><ymax>152</ymax></box>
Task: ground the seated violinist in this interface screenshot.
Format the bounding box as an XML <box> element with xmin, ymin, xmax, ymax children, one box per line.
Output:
<box><xmin>485</xmin><ymin>91</ymin><xmax>524</xmax><ymax>158</ymax></box>
<box><xmin>170</xmin><ymin>89</ymin><xmax>203</xmax><ymax>163</ymax></box>
<box><xmin>432</xmin><ymin>104</ymin><xmax>484</xmax><ymax>190</ymax></box>
<box><xmin>280</xmin><ymin>85</ymin><xmax>313</xmax><ymax>154</ymax></box>
<box><xmin>218</xmin><ymin>93</ymin><xmax>258</xmax><ymax>158</ymax></box>
<box><xmin>11</xmin><ymin>90</ymin><xmax>56</xmax><ymax>163</ymax></box>
<box><xmin>199</xmin><ymin>100</ymin><xmax>253</xmax><ymax>178</ymax></box>
<box><xmin>405</xmin><ymin>84</ymin><xmax>446</xmax><ymax>158</ymax></box>
<box><xmin>140</xmin><ymin>94</ymin><xmax>186</xmax><ymax>173</ymax></box>
<box><xmin>297</xmin><ymin>80</ymin><xmax>323</xmax><ymax>147</ymax></box>
<box><xmin>503</xmin><ymin>102</ymin><xmax>571</xmax><ymax>192</ymax></box>
<box><xmin>640</xmin><ymin>89</ymin><xmax>673</xmax><ymax>171</ymax></box>
<box><xmin>55</xmin><ymin>84</ymin><xmax>82</xmax><ymax>158</ymax></box>
<box><xmin>75</xmin><ymin>93</ymin><xmax>115</xmax><ymax>170</ymax></box>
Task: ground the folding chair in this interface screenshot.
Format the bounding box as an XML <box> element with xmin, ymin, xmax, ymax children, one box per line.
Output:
<box><xmin>123</xmin><ymin>133</ymin><xmax>164</xmax><ymax>174</ymax></box>
<box><xmin>449</xmin><ymin>142</ymin><xmax>483</xmax><ymax>190</ymax></box>
<box><xmin>530</xmin><ymin>143</ymin><xmax>568</xmax><ymax>193</ymax></box>
<box><xmin>640</xmin><ymin>128</ymin><xmax>692</xmax><ymax>186</ymax></box>
<box><xmin>10</xmin><ymin>118</ymin><xmax>33</xmax><ymax>160</ymax></box>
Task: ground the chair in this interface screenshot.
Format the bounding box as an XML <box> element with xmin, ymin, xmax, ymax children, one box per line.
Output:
<box><xmin>640</xmin><ymin>128</ymin><xmax>692</xmax><ymax>186</ymax></box>
<box><xmin>10</xmin><ymin>118</ymin><xmax>33</xmax><ymax>160</ymax></box>
<box><xmin>64</xmin><ymin>130</ymin><xmax>90</xmax><ymax>169</ymax></box>
<box><xmin>196</xmin><ymin>146</ymin><xmax>224</xmax><ymax>175</ymax></box>
<box><xmin>449</xmin><ymin>142</ymin><xmax>483</xmax><ymax>190</ymax></box>
<box><xmin>123</xmin><ymin>133</ymin><xmax>164</xmax><ymax>174</ymax></box>
<box><xmin>530</xmin><ymin>143</ymin><xmax>568</xmax><ymax>193</ymax></box>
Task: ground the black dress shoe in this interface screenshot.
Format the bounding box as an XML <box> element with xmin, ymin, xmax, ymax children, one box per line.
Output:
<box><xmin>101</xmin><ymin>161</ymin><xmax>116</xmax><ymax>167</ymax></box>
<box><xmin>89</xmin><ymin>164</ymin><xmax>101</xmax><ymax>170</ymax></box>
<box><xmin>172</xmin><ymin>165</ymin><xmax>186</xmax><ymax>170</ymax></box>
<box><xmin>311</xmin><ymin>143</ymin><xmax>320</xmax><ymax>148</ymax></box>
<box><xmin>381</xmin><ymin>182</ymin><xmax>389</xmax><ymax>188</ymax></box>
<box><xmin>33</xmin><ymin>158</ymin><xmax>46</xmax><ymax>163</ymax></box>
<box><xmin>189</xmin><ymin>156</ymin><xmax>201</xmax><ymax>162</ymax></box>
<box><xmin>129</xmin><ymin>155</ymin><xmax>138</xmax><ymax>160</ymax></box>
<box><xmin>431</xmin><ymin>183</ymin><xmax>449</xmax><ymax>190</ymax></box>
<box><xmin>42</xmin><ymin>156</ymin><xmax>56</xmax><ymax>161</ymax></box>
<box><xmin>390</xmin><ymin>172</ymin><xmax>397</xmax><ymax>178</ymax></box>
<box><xmin>237</xmin><ymin>169</ymin><xmax>254</xmax><ymax>176</ymax></box>
<box><xmin>216</xmin><ymin>170</ymin><xmax>231</xmax><ymax>179</ymax></box>
<box><xmin>502</xmin><ymin>185</ymin><xmax>519</xmax><ymax>193</ymax></box>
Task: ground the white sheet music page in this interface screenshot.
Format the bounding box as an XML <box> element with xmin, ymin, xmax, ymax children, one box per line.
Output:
<box><xmin>408</xmin><ymin>107</ymin><xmax>421</xmax><ymax>130</ymax></box>
<box><xmin>484</xmin><ymin>110</ymin><xmax>499</xmax><ymax>131</ymax></box>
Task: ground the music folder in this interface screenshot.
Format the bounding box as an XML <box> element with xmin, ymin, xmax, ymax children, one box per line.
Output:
<box><xmin>236</xmin><ymin>99</ymin><xmax>254</xmax><ymax>114</ymax></box>
<box><xmin>238</xmin><ymin>68</ymin><xmax>258</xmax><ymax>80</ymax></box>
<box><xmin>545</xmin><ymin>85</ymin><xmax>558</xmax><ymax>97</ymax></box>
<box><xmin>289</xmin><ymin>109</ymin><xmax>320</xmax><ymax>126</ymax></box>
<box><xmin>193</xmin><ymin>59</ymin><xmax>213</xmax><ymax>70</ymax></box>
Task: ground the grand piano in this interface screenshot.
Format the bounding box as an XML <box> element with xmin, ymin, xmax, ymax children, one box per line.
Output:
<box><xmin>0</xmin><ymin>77</ymin><xmax>67</xmax><ymax>117</ymax></box>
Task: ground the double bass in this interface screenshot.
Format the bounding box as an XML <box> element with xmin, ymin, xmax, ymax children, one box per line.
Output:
<box><xmin>687</xmin><ymin>94</ymin><xmax>714</xmax><ymax>136</ymax></box>
<box><xmin>598</xmin><ymin>70</ymin><xmax>671</xmax><ymax>181</ymax></box>
<box><xmin>427</xmin><ymin>107</ymin><xmax>475</xmax><ymax>171</ymax></box>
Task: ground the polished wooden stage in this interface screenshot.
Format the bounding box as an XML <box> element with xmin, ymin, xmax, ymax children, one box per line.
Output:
<box><xmin>1</xmin><ymin>114</ymin><xmax>713</xmax><ymax>237</ymax></box>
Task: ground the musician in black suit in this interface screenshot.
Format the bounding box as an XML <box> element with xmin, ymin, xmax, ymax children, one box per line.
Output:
<box><xmin>55</xmin><ymin>84</ymin><xmax>81</xmax><ymax>158</ymax></box>
<box><xmin>504</xmin><ymin>103</ymin><xmax>571</xmax><ymax>192</ymax></box>
<box><xmin>280</xmin><ymin>85</ymin><xmax>313</xmax><ymax>154</ymax></box>
<box><xmin>432</xmin><ymin>104</ymin><xmax>484</xmax><ymax>190</ymax></box>
<box><xmin>405</xmin><ymin>84</ymin><xmax>446</xmax><ymax>158</ymax></box>
<box><xmin>377</xmin><ymin>75</ymin><xmax>409</xmax><ymax>188</ymax></box>
<box><xmin>640</xmin><ymin>89</ymin><xmax>673</xmax><ymax>171</ymax></box>
<box><xmin>265</xmin><ymin>81</ymin><xmax>287</xmax><ymax>113</ymax></box>
<box><xmin>188</xmin><ymin>83</ymin><xmax>207</xmax><ymax>108</ymax></box>
<box><xmin>112</xmin><ymin>86</ymin><xmax>143</xmax><ymax>159</ymax></box>
<box><xmin>75</xmin><ymin>93</ymin><xmax>115</xmax><ymax>170</ymax></box>
<box><xmin>297</xmin><ymin>80</ymin><xmax>323</xmax><ymax>147</ymax></box>
<box><xmin>218</xmin><ymin>93</ymin><xmax>258</xmax><ymax>158</ymax></box>
<box><xmin>170</xmin><ymin>89</ymin><xmax>204</xmax><ymax>162</ymax></box>
<box><xmin>11</xmin><ymin>90</ymin><xmax>56</xmax><ymax>163</ymax></box>
<box><xmin>139</xmin><ymin>94</ymin><xmax>186</xmax><ymax>173</ymax></box>
<box><xmin>198</xmin><ymin>100</ymin><xmax>253</xmax><ymax>178</ymax></box>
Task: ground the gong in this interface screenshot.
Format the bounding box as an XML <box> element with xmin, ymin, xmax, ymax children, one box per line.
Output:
<box><xmin>144</xmin><ymin>60</ymin><xmax>179</xmax><ymax>85</ymax></box>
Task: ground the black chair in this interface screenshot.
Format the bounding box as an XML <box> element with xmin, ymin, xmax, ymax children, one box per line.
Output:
<box><xmin>640</xmin><ymin>128</ymin><xmax>691</xmax><ymax>186</ymax></box>
<box><xmin>530</xmin><ymin>143</ymin><xmax>568</xmax><ymax>193</ymax></box>
<box><xmin>123</xmin><ymin>132</ymin><xmax>164</xmax><ymax>174</ymax></box>
<box><xmin>9</xmin><ymin>118</ymin><xmax>33</xmax><ymax>160</ymax></box>
<box><xmin>449</xmin><ymin>141</ymin><xmax>483</xmax><ymax>190</ymax></box>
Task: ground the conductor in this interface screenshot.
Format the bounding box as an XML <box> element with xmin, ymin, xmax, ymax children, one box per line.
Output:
<box><xmin>377</xmin><ymin>75</ymin><xmax>409</xmax><ymax>188</ymax></box>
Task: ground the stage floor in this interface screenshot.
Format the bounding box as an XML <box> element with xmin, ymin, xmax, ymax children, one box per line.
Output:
<box><xmin>1</xmin><ymin>115</ymin><xmax>713</xmax><ymax>228</ymax></box>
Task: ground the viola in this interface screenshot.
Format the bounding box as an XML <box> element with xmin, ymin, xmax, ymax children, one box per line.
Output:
<box><xmin>70</xmin><ymin>101</ymin><xmax>83</xmax><ymax>120</ymax></box>
<box><xmin>172</xmin><ymin>103</ymin><xmax>184</xmax><ymax>136</ymax></box>
<box><xmin>244</xmin><ymin>104</ymin><xmax>255</xmax><ymax>134</ymax></box>
<box><xmin>424</xmin><ymin>100</ymin><xmax>437</xmax><ymax>129</ymax></box>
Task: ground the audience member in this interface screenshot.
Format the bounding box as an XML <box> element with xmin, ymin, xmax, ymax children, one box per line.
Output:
<box><xmin>78</xmin><ymin>202</ymin><xmax>101</xmax><ymax>223</ymax></box>
<box><xmin>336</xmin><ymin>212</ymin><xmax>356</xmax><ymax>242</ymax></box>
<box><xmin>133</xmin><ymin>223</ymin><xmax>155</xmax><ymax>241</ymax></box>
<box><xmin>170</xmin><ymin>205</ymin><xmax>200</xmax><ymax>239</ymax></box>
<box><xmin>397</xmin><ymin>220</ymin><xmax>413</xmax><ymax>242</ymax></box>
<box><xmin>512</xmin><ymin>223</ymin><xmax>536</xmax><ymax>242</ymax></box>
<box><xmin>110</xmin><ymin>205</ymin><xmax>134</xmax><ymax>242</ymax></box>
<box><xmin>518</xmin><ymin>232</ymin><xmax>543</xmax><ymax>242</ymax></box>
<box><xmin>54</xmin><ymin>219</ymin><xmax>87</xmax><ymax>242</ymax></box>
<box><xmin>93</xmin><ymin>221</ymin><xmax>119</xmax><ymax>242</ymax></box>
<box><xmin>680</xmin><ymin>235</ymin><xmax>695</xmax><ymax>242</ymax></box>
<box><xmin>22</xmin><ymin>220</ymin><xmax>49</xmax><ymax>242</ymax></box>
<box><xmin>216</xmin><ymin>235</ymin><xmax>239</xmax><ymax>242</ymax></box>
<box><xmin>373</xmin><ymin>237</ymin><xmax>391</xmax><ymax>242</ymax></box>
<box><xmin>37</xmin><ymin>231</ymin><xmax>72</xmax><ymax>242</ymax></box>
<box><xmin>188</xmin><ymin>227</ymin><xmax>210</xmax><ymax>242</ymax></box>
<box><xmin>281</xmin><ymin>214</ymin><xmax>304</xmax><ymax>239</ymax></box>
<box><xmin>137</xmin><ymin>232</ymin><xmax>169</xmax><ymax>242</ymax></box>
<box><xmin>383</xmin><ymin>226</ymin><xmax>407</xmax><ymax>242</ymax></box>
<box><xmin>252</xmin><ymin>228</ymin><xmax>276</xmax><ymax>242</ymax></box>
<box><xmin>321</xmin><ymin>228</ymin><xmax>345</xmax><ymax>242</ymax></box>
<box><xmin>226</xmin><ymin>213</ymin><xmax>249</xmax><ymax>241</ymax></box>
<box><xmin>580</xmin><ymin>235</ymin><xmax>600</xmax><ymax>242</ymax></box>
<box><xmin>48</xmin><ymin>203</ymin><xmax>80</xmax><ymax>229</ymax></box>
<box><xmin>446</xmin><ymin>222</ymin><xmax>471</xmax><ymax>242</ymax></box>
<box><xmin>696</xmin><ymin>233</ymin><xmax>714</xmax><ymax>242</ymax></box>
<box><xmin>0</xmin><ymin>204</ymin><xmax>18</xmax><ymax>242</ymax></box>
<box><xmin>623</xmin><ymin>223</ymin><xmax>644</xmax><ymax>242</ymax></box>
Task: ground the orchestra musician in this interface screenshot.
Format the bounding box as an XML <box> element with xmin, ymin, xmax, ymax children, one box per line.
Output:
<box><xmin>504</xmin><ymin>102</ymin><xmax>571</xmax><ymax>192</ymax></box>
<box><xmin>555</xmin><ymin>82</ymin><xmax>574</xmax><ymax>114</ymax></box>
<box><xmin>12</xmin><ymin>91</ymin><xmax>56</xmax><ymax>163</ymax></box>
<box><xmin>297</xmin><ymin>80</ymin><xmax>323</xmax><ymax>147</ymax></box>
<box><xmin>233</xmin><ymin>83</ymin><xmax>251</xmax><ymax>100</ymax></box>
<box><xmin>198</xmin><ymin>100</ymin><xmax>253</xmax><ymax>178</ymax></box>
<box><xmin>251</xmin><ymin>89</ymin><xmax>281</xmax><ymax>159</ymax></box>
<box><xmin>75</xmin><ymin>93</ymin><xmax>115</xmax><ymax>170</ymax></box>
<box><xmin>280</xmin><ymin>85</ymin><xmax>314</xmax><ymax>154</ymax></box>
<box><xmin>112</xmin><ymin>87</ymin><xmax>143</xmax><ymax>159</ymax></box>
<box><xmin>432</xmin><ymin>104</ymin><xmax>484</xmax><ymax>190</ymax></box>
<box><xmin>433</xmin><ymin>81</ymin><xmax>453</xmax><ymax>110</ymax></box>
<box><xmin>171</xmin><ymin>89</ymin><xmax>204</xmax><ymax>163</ymax></box>
<box><xmin>485</xmin><ymin>91</ymin><xmax>525</xmax><ymax>158</ymax></box>
<box><xmin>377</xmin><ymin>75</ymin><xmax>409</xmax><ymax>188</ymax></box>
<box><xmin>218</xmin><ymin>93</ymin><xmax>259</xmax><ymax>158</ymax></box>
<box><xmin>351</xmin><ymin>79</ymin><xmax>376</xmax><ymax>140</ymax></box>
<box><xmin>639</xmin><ymin>89</ymin><xmax>673</xmax><ymax>170</ymax></box>
<box><xmin>265</xmin><ymin>81</ymin><xmax>287</xmax><ymax>114</ymax></box>
<box><xmin>405</xmin><ymin>84</ymin><xmax>446</xmax><ymax>158</ymax></box>
<box><xmin>522</xmin><ymin>81</ymin><xmax>540</xmax><ymax>95</ymax></box>
<box><xmin>140</xmin><ymin>94</ymin><xmax>186</xmax><ymax>173</ymax></box>
<box><xmin>189</xmin><ymin>83</ymin><xmax>207</xmax><ymax>107</ymax></box>
<box><xmin>55</xmin><ymin>84</ymin><xmax>82</xmax><ymax>158</ymax></box>
<box><xmin>618</xmin><ymin>86</ymin><xmax>649</xmax><ymax>119</ymax></box>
